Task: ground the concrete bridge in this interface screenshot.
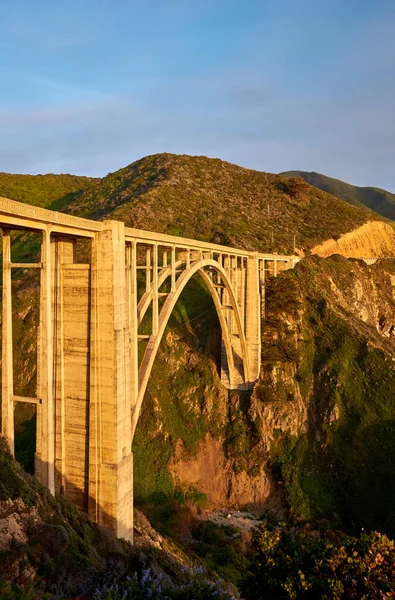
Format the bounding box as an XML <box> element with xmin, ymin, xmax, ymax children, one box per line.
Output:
<box><xmin>0</xmin><ymin>197</ymin><xmax>298</xmax><ymax>541</ymax></box>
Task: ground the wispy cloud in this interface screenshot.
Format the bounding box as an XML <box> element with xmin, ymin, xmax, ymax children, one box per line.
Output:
<box><xmin>0</xmin><ymin>0</ymin><xmax>394</xmax><ymax>191</ymax></box>
<box><xmin>1</xmin><ymin>60</ymin><xmax>394</xmax><ymax>192</ymax></box>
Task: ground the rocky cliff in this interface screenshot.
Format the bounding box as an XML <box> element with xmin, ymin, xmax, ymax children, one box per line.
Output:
<box><xmin>311</xmin><ymin>221</ymin><xmax>395</xmax><ymax>258</ymax></box>
<box><xmin>0</xmin><ymin>436</ymin><xmax>239</xmax><ymax>598</ymax></box>
<box><xmin>133</xmin><ymin>255</ymin><xmax>395</xmax><ymax>538</ymax></box>
<box><xmin>250</xmin><ymin>256</ymin><xmax>395</xmax><ymax>533</ymax></box>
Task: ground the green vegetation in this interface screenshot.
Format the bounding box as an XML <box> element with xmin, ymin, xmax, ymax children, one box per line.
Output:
<box><xmin>14</xmin><ymin>407</ymin><xmax>36</xmax><ymax>475</ymax></box>
<box><xmin>243</xmin><ymin>523</ymin><xmax>395</xmax><ymax>599</ymax></box>
<box><xmin>0</xmin><ymin>438</ymin><xmax>117</xmax><ymax>594</ymax></box>
<box><xmin>0</xmin><ymin>437</ymin><xmax>38</xmax><ymax>505</ymax></box>
<box><xmin>224</xmin><ymin>390</ymin><xmax>266</xmax><ymax>475</ymax></box>
<box><xmin>281</xmin><ymin>169</ymin><xmax>395</xmax><ymax>221</ymax></box>
<box><xmin>263</xmin><ymin>256</ymin><xmax>395</xmax><ymax>536</ymax></box>
<box><xmin>0</xmin><ymin>172</ymin><xmax>98</xmax><ymax>210</ymax></box>
<box><xmin>62</xmin><ymin>153</ymin><xmax>378</xmax><ymax>254</ymax></box>
<box><xmin>191</xmin><ymin>520</ymin><xmax>251</xmax><ymax>587</ymax></box>
<box><xmin>133</xmin><ymin>274</ymin><xmax>223</xmax><ymax>505</ymax></box>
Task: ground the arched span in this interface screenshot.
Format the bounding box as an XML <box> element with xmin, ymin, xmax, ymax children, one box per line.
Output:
<box><xmin>131</xmin><ymin>258</ymin><xmax>249</xmax><ymax>439</ymax></box>
<box><xmin>137</xmin><ymin>259</ymin><xmax>182</xmax><ymax>324</ymax></box>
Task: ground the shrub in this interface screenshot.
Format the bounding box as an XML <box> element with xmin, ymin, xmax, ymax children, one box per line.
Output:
<box><xmin>243</xmin><ymin>525</ymin><xmax>395</xmax><ymax>599</ymax></box>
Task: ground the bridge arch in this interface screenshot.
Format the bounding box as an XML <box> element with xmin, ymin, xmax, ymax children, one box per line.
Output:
<box><xmin>0</xmin><ymin>199</ymin><xmax>297</xmax><ymax>541</ymax></box>
<box><xmin>131</xmin><ymin>258</ymin><xmax>249</xmax><ymax>439</ymax></box>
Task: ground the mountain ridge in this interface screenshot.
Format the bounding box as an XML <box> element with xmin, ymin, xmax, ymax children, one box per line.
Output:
<box><xmin>281</xmin><ymin>169</ymin><xmax>395</xmax><ymax>220</ymax></box>
<box><xmin>61</xmin><ymin>152</ymin><xmax>382</xmax><ymax>255</ymax></box>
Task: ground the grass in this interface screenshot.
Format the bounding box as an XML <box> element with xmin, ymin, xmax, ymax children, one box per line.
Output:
<box><xmin>61</xmin><ymin>153</ymin><xmax>378</xmax><ymax>255</ymax></box>
<box><xmin>0</xmin><ymin>172</ymin><xmax>98</xmax><ymax>209</ymax></box>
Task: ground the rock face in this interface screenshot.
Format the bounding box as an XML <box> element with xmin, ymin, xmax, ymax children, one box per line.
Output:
<box><xmin>169</xmin><ymin>435</ymin><xmax>272</xmax><ymax>511</ymax></box>
<box><xmin>0</xmin><ymin>499</ymin><xmax>31</xmax><ymax>551</ymax></box>
<box><xmin>156</xmin><ymin>255</ymin><xmax>395</xmax><ymax>536</ymax></box>
<box><xmin>311</xmin><ymin>221</ymin><xmax>395</xmax><ymax>258</ymax></box>
<box><xmin>253</xmin><ymin>256</ymin><xmax>395</xmax><ymax>533</ymax></box>
<box><xmin>0</xmin><ymin>437</ymin><xmax>205</xmax><ymax>596</ymax></box>
<box><xmin>10</xmin><ymin>251</ymin><xmax>395</xmax><ymax>533</ymax></box>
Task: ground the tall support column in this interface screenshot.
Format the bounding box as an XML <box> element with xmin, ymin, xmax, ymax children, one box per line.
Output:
<box><xmin>89</xmin><ymin>220</ymin><xmax>133</xmax><ymax>542</ymax></box>
<box><xmin>222</xmin><ymin>255</ymin><xmax>230</xmax><ymax>327</ymax></box>
<box><xmin>127</xmin><ymin>243</ymin><xmax>138</xmax><ymax>415</ymax></box>
<box><xmin>245</xmin><ymin>253</ymin><xmax>261</xmax><ymax>385</ymax></box>
<box><xmin>37</xmin><ymin>227</ymin><xmax>55</xmax><ymax>493</ymax></box>
<box><xmin>1</xmin><ymin>229</ymin><xmax>14</xmax><ymax>454</ymax></box>
<box><xmin>145</xmin><ymin>247</ymin><xmax>151</xmax><ymax>292</ymax></box>
<box><xmin>229</xmin><ymin>255</ymin><xmax>237</xmax><ymax>337</ymax></box>
<box><xmin>53</xmin><ymin>238</ymin><xmax>75</xmax><ymax>494</ymax></box>
<box><xmin>239</xmin><ymin>258</ymin><xmax>246</xmax><ymax>330</ymax></box>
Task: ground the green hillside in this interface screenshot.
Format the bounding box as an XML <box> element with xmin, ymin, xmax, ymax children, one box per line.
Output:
<box><xmin>63</xmin><ymin>153</ymin><xmax>379</xmax><ymax>254</ymax></box>
<box><xmin>0</xmin><ymin>437</ymin><xmax>239</xmax><ymax>599</ymax></box>
<box><xmin>0</xmin><ymin>172</ymin><xmax>99</xmax><ymax>210</ymax></box>
<box><xmin>2</xmin><ymin>432</ymin><xmax>394</xmax><ymax>598</ymax></box>
<box><xmin>281</xmin><ymin>170</ymin><xmax>395</xmax><ymax>221</ymax></box>
<box><xmin>263</xmin><ymin>256</ymin><xmax>395</xmax><ymax>536</ymax></box>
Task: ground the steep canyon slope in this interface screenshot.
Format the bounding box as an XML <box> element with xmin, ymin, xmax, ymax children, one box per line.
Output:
<box><xmin>2</xmin><ymin>153</ymin><xmax>395</xmax><ymax>538</ymax></box>
<box><xmin>312</xmin><ymin>220</ymin><xmax>395</xmax><ymax>258</ymax></box>
<box><xmin>134</xmin><ymin>254</ymin><xmax>395</xmax><ymax>537</ymax></box>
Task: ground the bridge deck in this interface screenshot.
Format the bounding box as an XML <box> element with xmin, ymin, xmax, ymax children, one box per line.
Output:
<box><xmin>0</xmin><ymin>196</ymin><xmax>298</xmax><ymax>263</ymax></box>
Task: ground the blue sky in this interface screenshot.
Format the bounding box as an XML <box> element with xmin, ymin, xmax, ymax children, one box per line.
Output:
<box><xmin>1</xmin><ymin>0</ymin><xmax>394</xmax><ymax>191</ymax></box>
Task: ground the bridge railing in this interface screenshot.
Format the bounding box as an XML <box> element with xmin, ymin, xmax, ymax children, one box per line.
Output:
<box><xmin>0</xmin><ymin>195</ymin><xmax>300</xmax><ymax>266</ymax></box>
